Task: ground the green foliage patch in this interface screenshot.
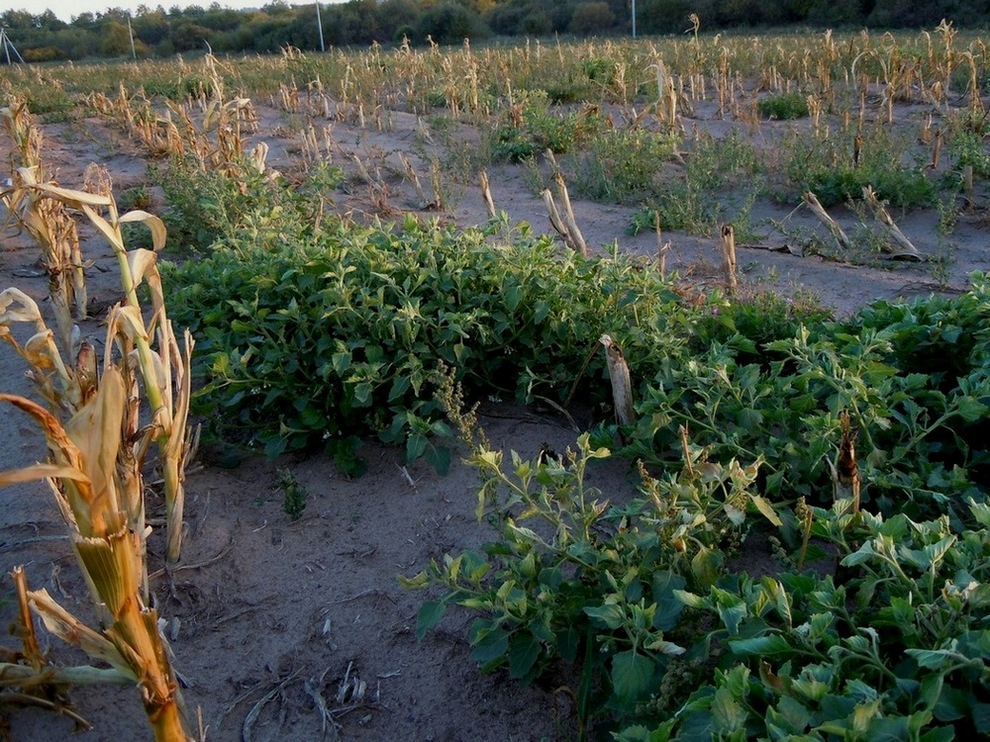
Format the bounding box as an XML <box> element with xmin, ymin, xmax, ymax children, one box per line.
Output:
<box><xmin>758</xmin><ymin>92</ymin><xmax>811</xmax><ymax>120</ymax></box>
<box><xmin>164</xmin><ymin>209</ymin><xmax>686</xmax><ymax>471</ymax></box>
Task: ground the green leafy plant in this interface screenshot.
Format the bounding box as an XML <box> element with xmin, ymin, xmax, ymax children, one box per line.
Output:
<box><xmin>490</xmin><ymin>91</ymin><xmax>596</xmax><ymax>163</ymax></box>
<box><xmin>758</xmin><ymin>92</ymin><xmax>810</xmax><ymax>120</ymax></box>
<box><xmin>277</xmin><ymin>467</ymin><xmax>309</xmax><ymax>520</ymax></box>
<box><xmin>630</xmin><ymin>312</ymin><xmax>989</xmax><ymax>522</ymax></box>
<box><xmin>574</xmin><ymin>128</ymin><xmax>681</xmax><ymax>204</ymax></box>
<box><xmin>778</xmin><ymin>128</ymin><xmax>936</xmax><ymax>208</ymax></box>
<box><xmin>164</xmin><ymin>208</ymin><xmax>686</xmax><ymax>469</ymax></box>
<box><xmin>624</xmin><ymin>497</ymin><xmax>990</xmax><ymax>739</ymax></box>
<box><xmin>403</xmin><ymin>370</ymin><xmax>781</xmax><ymax>735</ymax></box>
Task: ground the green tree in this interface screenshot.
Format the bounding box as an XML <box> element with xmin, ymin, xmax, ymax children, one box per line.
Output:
<box><xmin>569</xmin><ymin>1</ymin><xmax>615</xmax><ymax>34</ymax></box>
<box><xmin>416</xmin><ymin>3</ymin><xmax>488</xmax><ymax>44</ymax></box>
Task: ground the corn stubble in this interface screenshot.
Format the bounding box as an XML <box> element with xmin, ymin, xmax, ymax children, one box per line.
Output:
<box><xmin>0</xmin><ymin>150</ymin><xmax>196</xmax><ymax>738</ymax></box>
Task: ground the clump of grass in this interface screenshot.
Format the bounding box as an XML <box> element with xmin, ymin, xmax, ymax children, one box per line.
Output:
<box><xmin>758</xmin><ymin>92</ymin><xmax>810</xmax><ymax>120</ymax></box>
<box><xmin>573</xmin><ymin>127</ymin><xmax>680</xmax><ymax>203</ymax></box>
<box><xmin>489</xmin><ymin>91</ymin><xmax>598</xmax><ymax>163</ymax></box>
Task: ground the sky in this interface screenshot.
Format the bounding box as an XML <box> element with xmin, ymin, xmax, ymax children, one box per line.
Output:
<box><xmin>20</xmin><ymin>1</ymin><xmax>318</xmax><ymax>23</ymax></box>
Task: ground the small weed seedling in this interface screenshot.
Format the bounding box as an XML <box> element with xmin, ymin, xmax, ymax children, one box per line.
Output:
<box><xmin>277</xmin><ymin>467</ymin><xmax>309</xmax><ymax>520</ymax></box>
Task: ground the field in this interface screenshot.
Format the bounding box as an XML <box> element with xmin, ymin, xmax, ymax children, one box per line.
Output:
<box><xmin>1</xmin><ymin>27</ymin><xmax>988</xmax><ymax>741</ymax></box>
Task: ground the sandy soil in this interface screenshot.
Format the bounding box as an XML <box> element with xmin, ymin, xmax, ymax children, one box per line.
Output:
<box><xmin>0</xmin><ymin>85</ymin><xmax>986</xmax><ymax>741</ymax></box>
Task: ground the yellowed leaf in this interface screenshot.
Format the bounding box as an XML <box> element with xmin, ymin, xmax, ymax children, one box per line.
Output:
<box><xmin>28</xmin><ymin>588</ymin><xmax>135</xmax><ymax>679</ymax></box>
<box><xmin>0</xmin><ymin>463</ymin><xmax>90</xmax><ymax>486</ymax></box>
<box><xmin>119</xmin><ymin>212</ymin><xmax>167</xmax><ymax>252</ymax></box>
<box><xmin>30</xmin><ymin>181</ymin><xmax>113</xmax><ymax>208</ymax></box>
<box><xmin>109</xmin><ymin>305</ymin><xmax>149</xmax><ymax>344</ymax></box>
<box><xmin>80</xmin><ymin>203</ymin><xmax>124</xmax><ymax>253</ymax></box>
<box><xmin>127</xmin><ymin>249</ymin><xmax>164</xmax><ymax>311</ymax></box>
<box><xmin>0</xmin><ymin>288</ymin><xmax>45</xmax><ymax>328</ymax></box>
<box><xmin>65</xmin><ymin>367</ymin><xmax>126</xmax><ymax>519</ymax></box>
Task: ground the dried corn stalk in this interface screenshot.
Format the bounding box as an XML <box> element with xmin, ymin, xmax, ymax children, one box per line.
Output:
<box><xmin>720</xmin><ymin>224</ymin><xmax>737</xmax><ymax>293</ymax></box>
<box><xmin>553</xmin><ymin>171</ymin><xmax>587</xmax><ymax>257</ymax></box>
<box><xmin>0</xmin><ymin>392</ymin><xmax>192</xmax><ymax>741</ymax></box>
<box><xmin>833</xmin><ymin>411</ymin><xmax>861</xmax><ymax>514</ymax></box>
<box><xmin>803</xmin><ymin>191</ymin><xmax>852</xmax><ymax>251</ymax></box>
<box><xmin>656</xmin><ymin>213</ymin><xmax>671</xmax><ymax>278</ymax></box>
<box><xmin>599</xmin><ymin>335</ymin><xmax>635</xmax><ymax>427</ymax></box>
<box><xmin>862</xmin><ymin>186</ymin><xmax>923</xmax><ymax>260</ymax></box>
<box><xmin>0</xmin><ymin>177</ymin><xmax>195</xmax><ymax>564</ymax></box>
<box><xmin>479</xmin><ymin>170</ymin><xmax>496</xmax><ymax>219</ymax></box>
<box><xmin>1</xmin><ymin>101</ymin><xmax>88</xmax><ymax>352</ymax></box>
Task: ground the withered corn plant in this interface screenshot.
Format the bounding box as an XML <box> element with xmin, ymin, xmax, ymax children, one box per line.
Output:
<box><xmin>0</xmin><ymin>177</ymin><xmax>196</xmax><ymax>739</ymax></box>
<box><xmin>0</xmin><ymin>172</ymin><xmax>196</xmax><ymax>563</ymax></box>
<box><xmin>0</xmin><ymin>387</ymin><xmax>192</xmax><ymax>741</ymax></box>
<box><xmin>1</xmin><ymin>100</ymin><xmax>88</xmax><ymax>351</ymax></box>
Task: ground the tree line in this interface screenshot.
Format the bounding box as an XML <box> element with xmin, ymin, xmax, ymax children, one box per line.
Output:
<box><xmin>4</xmin><ymin>0</ymin><xmax>988</xmax><ymax>62</ymax></box>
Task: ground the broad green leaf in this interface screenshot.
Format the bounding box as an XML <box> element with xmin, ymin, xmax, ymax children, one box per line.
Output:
<box><xmin>507</xmin><ymin>633</ymin><xmax>541</xmax><ymax>680</ymax></box>
<box><xmin>425</xmin><ymin>445</ymin><xmax>451</xmax><ymax>475</ymax></box>
<box><xmin>652</xmin><ymin>571</ymin><xmax>686</xmax><ymax>631</ymax></box>
<box><xmin>610</xmin><ymin>650</ymin><xmax>654</xmax><ymax>704</ymax></box>
<box><xmin>712</xmin><ymin>588</ymin><xmax>747</xmax><ymax>635</ymax></box>
<box><xmin>920</xmin><ymin>727</ymin><xmax>958</xmax><ymax>742</ymax></box>
<box><xmin>721</xmin><ymin>665</ymin><xmax>751</xmax><ymax>698</ymax></box>
<box><xmin>612</xmin><ymin>721</ymin><xmax>676</xmax><ymax>742</ymax></box>
<box><xmin>906</xmin><ymin>648</ymin><xmax>958</xmax><ymax>671</ymax></box>
<box><xmin>712</xmin><ymin>686</ymin><xmax>749</xmax><ymax>732</ymax></box>
<box><xmin>867</xmin><ymin>716</ymin><xmax>910</xmax><ymax>740</ymax></box>
<box><xmin>791</xmin><ymin>677</ymin><xmax>829</xmax><ymax>703</ymax></box>
<box><xmin>415</xmin><ymin>600</ymin><xmax>445</xmax><ymax>641</ymax></box>
<box><xmin>406</xmin><ymin>433</ymin><xmax>428</xmax><ymax>463</ymax></box>
<box><xmin>736</xmin><ymin>407</ymin><xmax>763</xmax><ymax>431</ymax></box>
<box><xmin>504</xmin><ymin>283</ymin><xmax>523</xmax><ymax>311</ymax></box>
<box><xmin>840</xmin><ymin>541</ymin><xmax>877</xmax><ymax>567</ymax></box>
<box><xmin>955</xmin><ymin>395</ymin><xmax>987</xmax><ymax>423</ymax></box>
<box><xmin>352</xmin><ymin>381</ymin><xmax>373</xmax><ymax>406</ymax></box>
<box><xmin>469</xmin><ymin>626</ymin><xmax>509</xmax><ymax>665</ymax></box>
<box><xmin>729</xmin><ymin>634</ymin><xmax>794</xmax><ymax>657</ymax></box>
<box><xmin>691</xmin><ymin>546</ymin><xmax>722</xmax><ymax>587</ymax></box>
<box><xmin>769</xmin><ymin>696</ymin><xmax>811</xmax><ymax>734</ymax></box>
<box><xmin>674</xmin><ymin>589</ymin><xmax>708</xmax><ymax>609</ymax></box>
<box><xmin>584</xmin><ymin>603</ymin><xmax>625</xmax><ymax>630</ymax></box>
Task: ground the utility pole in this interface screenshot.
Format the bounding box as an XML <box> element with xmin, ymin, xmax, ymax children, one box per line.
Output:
<box><xmin>315</xmin><ymin>2</ymin><xmax>325</xmax><ymax>53</ymax></box>
<box><xmin>128</xmin><ymin>16</ymin><xmax>137</xmax><ymax>60</ymax></box>
<box><xmin>631</xmin><ymin>0</ymin><xmax>636</xmax><ymax>38</ymax></box>
<box><xmin>0</xmin><ymin>27</ymin><xmax>25</xmax><ymax>65</ymax></box>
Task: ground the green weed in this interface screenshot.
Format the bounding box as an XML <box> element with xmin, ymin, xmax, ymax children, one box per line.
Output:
<box><xmin>277</xmin><ymin>467</ymin><xmax>309</xmax><ymax>520</ymax></box>
<box><xmin>758</xmin><ymin>91</ymin><xmax>810</xmax><ymax>120</ymax></box>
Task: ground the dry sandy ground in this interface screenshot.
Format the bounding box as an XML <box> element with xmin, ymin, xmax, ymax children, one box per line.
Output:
<box><xmin>0</xmin><ymin>86</ymin><xmax>986</xmax><ymax>741</ymax></box>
